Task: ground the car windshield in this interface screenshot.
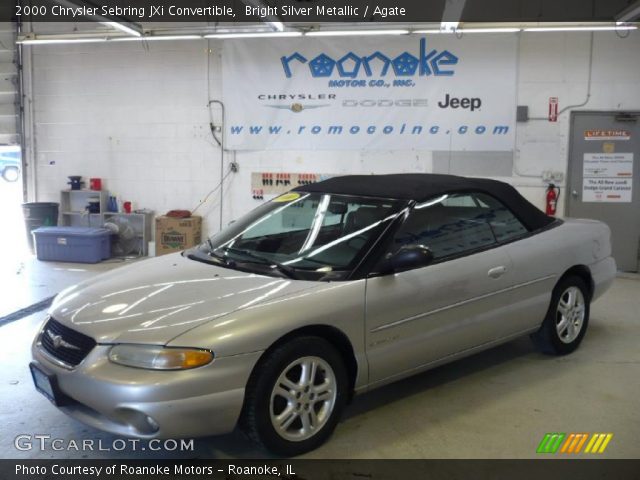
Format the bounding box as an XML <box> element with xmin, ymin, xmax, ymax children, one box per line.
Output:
<box><xmin>186</xmin><ymin>192</ymin><xmax>407</xmax><ymax>281</ymax></box>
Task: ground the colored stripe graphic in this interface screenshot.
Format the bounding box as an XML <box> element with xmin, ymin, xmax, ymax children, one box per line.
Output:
<box><xmin>560</xmin><ymin>434</ymin><xmax>575</xmax><ymax>453</ymax></box>
<box><xmin>537</xmin><ymin>433</ymin><xmax>566</xmax><ymax>453</ymax></box>
<box><xmin>585</xmin><ymin>433</ymin><xmax>614</xmax><ymax>454</ymax></box>
<box><xmin>560</xmin><ymin>433</ymin><xmax>589</xmax><ymax>454</ymax></box>
<box><xmin>537</xmin><ymin>433</ymin><xmax>613</xmax><ymax>454</ymax></box>
<box><xmin>574</xmin><ymin>433</ymin><xmax>589</xmax><ymax>453</ymax></box>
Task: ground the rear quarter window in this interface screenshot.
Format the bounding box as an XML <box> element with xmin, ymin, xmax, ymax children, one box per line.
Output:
<box><xmin>473</xmin><ymin>192</ymin><xmax>529</xmax><ymax>242</ymax></box>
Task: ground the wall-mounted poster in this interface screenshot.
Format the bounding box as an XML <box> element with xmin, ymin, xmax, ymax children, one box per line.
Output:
<box><xmin>582</xmin><ymin>153</ymin><xmax>633</xmax><ymax>203</ymax></box>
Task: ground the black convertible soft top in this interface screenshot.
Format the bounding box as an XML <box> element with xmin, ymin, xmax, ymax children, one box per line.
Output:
<box><xmin>293</xmin><ymin>173</ymin><xmax>554</xmax><ymax>231</ymax></box>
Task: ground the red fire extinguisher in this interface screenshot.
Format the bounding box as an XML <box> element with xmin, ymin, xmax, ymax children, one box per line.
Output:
<box><xmin>545</xmin><ymin>183</ymin><xmax>561</xmax><ymax>216</ymax></box>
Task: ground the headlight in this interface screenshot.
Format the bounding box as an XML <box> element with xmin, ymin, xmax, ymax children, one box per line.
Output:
<box><xmin>108</xmin><ymin>344</ymin><xmax>214</xmax><ymax>370</ymax></box>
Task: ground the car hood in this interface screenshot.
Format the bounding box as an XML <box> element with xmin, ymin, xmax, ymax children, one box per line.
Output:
<box><xmin>48</xmin><ymin>253</ymin><xmax>320</xmax><ymax>344</ymax></box>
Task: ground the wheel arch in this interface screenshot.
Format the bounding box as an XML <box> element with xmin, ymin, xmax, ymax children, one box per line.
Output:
<box><xmin>557</xmin><ymin>265</ymin><xmax>594</xmax><ymax>300</ymax></box>
<box><xmin>246</xmin><ymin>324</ymin><xmax>359</xmax><ymax>398</ymax></box>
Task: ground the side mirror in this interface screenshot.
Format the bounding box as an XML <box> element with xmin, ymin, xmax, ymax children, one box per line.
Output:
<box><xmin>378</xmin><ymin>244</ymin><xmax>434</xmax><ymax>275</ymax></box>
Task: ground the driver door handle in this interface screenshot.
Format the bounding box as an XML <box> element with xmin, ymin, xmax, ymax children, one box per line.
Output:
<box><xmin>488</xmin><ymin>266</ymin><xmax>507</xmax><ymax>279</ymax></box>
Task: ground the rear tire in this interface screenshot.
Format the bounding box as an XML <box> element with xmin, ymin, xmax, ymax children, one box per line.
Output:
<box><xmin>240</xmin><ymin>336</ymin><xmax>348</xmax><ymax>456</ymax></box>
<box><xmin>532</xmin><ymin>275</ymin><xmax>590</xmax><ymax>355</ymax></box>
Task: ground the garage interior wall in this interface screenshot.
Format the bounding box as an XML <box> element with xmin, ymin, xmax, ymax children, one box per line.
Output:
<box><xmin>0</xmin><ymin>22</ymin><xmax>18</xmax><ymax>146</ymax></box>
<box><xmin>23</xmin><ymin>30</ymin><xmax>640</xmax><ymax>238</ymax></box>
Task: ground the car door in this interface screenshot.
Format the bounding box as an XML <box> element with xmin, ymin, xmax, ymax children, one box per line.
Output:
<box><xmin>365</xmin><ymin>193</ymin><xmax>516</xmax><ymax>386</ymax></box>
<box><xmin>474</xmin><ymin>192</ymin><xmax>558</xmax><ymax>333</ymax></box>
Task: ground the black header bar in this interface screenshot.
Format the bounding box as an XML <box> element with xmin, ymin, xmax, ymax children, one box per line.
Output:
<box><xmin>2</xmin><ymin>459</ymin><xmax>640</xmax><ymax>480</ymax></box>
<box><xmin>6</xmin><ymin>0</ymin><xmax>635</xmax><ymax>23</ymax></box>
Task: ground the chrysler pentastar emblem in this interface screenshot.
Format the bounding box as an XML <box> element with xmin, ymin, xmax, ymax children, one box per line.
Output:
<box><xmin>46</xmin><ymin>329</ymin><xmax>80</xmax><ymax>350</ymax></box>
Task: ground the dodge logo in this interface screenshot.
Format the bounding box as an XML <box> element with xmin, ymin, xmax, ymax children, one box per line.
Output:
<box><xmin>46</xmin><ymin>330</ymin><xmax>80</xmax><ymax>351</ymax></box>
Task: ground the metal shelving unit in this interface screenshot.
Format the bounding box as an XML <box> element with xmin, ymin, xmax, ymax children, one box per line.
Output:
<box><xmin>58</xmin><ymin>190</ymin><xmax>153</xmax><ymax>257</ymax></box>
<box><xmin>59</xmin><ymin>190</ymin><xmax>109</xmax><ymax>227</ymax></box>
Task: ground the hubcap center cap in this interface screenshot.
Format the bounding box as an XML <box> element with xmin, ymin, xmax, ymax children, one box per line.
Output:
<box><xmin>299</xmin><ymin>391</ymin><xmax>314</xmax><ymax>403</ymax></box>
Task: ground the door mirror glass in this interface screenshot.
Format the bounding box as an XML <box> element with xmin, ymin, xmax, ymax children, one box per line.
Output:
<box><xmin>378</xmin><ymin>244</ymin><xmax>434</xmax><ymax>275</ymax></box>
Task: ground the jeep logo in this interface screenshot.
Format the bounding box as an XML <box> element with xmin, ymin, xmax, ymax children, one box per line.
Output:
<box><xmin>438</xmin><ymin>94</ymin><xmax>482</xmax><ymax>111</ymax></box>
<box><xmin>281</xmin><ymin>38</ymin><xmax>458</xmax><ymax>79</ymax></box>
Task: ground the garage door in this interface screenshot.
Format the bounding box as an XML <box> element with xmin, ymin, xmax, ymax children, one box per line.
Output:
<box><xmin>0</xmin><ymin>22</ymin><xmax>18</xmax><ymax>146</ymax></box>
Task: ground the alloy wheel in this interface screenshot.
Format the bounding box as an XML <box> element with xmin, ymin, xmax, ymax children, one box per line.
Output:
<box><xmin>556</xmin><ymin>286</ymin><xmax>586</xmax><ymax>344</ymax></box>
<box><xmin>269</xmin><ymin>356</ymin><xmax>337</xmax><ymax>442</ymax></box>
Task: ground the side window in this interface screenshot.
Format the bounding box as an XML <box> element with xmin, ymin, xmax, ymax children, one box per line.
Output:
<box><xmin>473</xmin><ymin>193</ymin><xmax>529</xmax><ymax>242</ymax></box>
<box><xmin>390</xmin><ymin>193</ymin><xmax>497</xmax><ymax>261</ymax></box>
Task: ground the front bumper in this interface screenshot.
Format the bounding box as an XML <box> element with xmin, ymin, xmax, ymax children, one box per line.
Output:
<box><xmin>31</xmin><ymin>340</ymin><xmax>262</xmax><ymax>439</ymax></box>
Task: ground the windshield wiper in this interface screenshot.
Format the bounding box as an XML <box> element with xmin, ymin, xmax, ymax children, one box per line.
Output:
<box><xmin>186</xmin><ymin>253</ymin><xmax>228</xmax><ymax>268</ymax></box>
<box><xmin>205</xmin><ymin>237</ymin><xmax>214</xmax><ymax>250</ymax></box>
<box><xmin>217</xmin><ymin>247</ymin><xmax>299</xmax><ymax>279</ymax></box>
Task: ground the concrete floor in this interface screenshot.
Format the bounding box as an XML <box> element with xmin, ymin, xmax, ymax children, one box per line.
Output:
<box><xmin>0</xmin><ymin>268</ymin><xmax>638</xmax><ymax>459</ymax></box>
<box><xmin>0</xmin><ymin>178</ymin><xmax>137</xmax><ymax>318</ymax></box>
<box><xmin>0</xmin><ymin>256</ymin><xmax>135</xmax><ymax>319</ymax></box>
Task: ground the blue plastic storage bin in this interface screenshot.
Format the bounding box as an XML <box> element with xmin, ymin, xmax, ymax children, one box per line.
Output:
<box><xmin>32</xmin><ymin>226</ymin><xmax>111</xmax><ymax>263</ymax></box>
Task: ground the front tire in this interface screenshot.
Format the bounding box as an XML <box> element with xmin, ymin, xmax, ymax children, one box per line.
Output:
<box><xmin>240</xmin><ymin>336</ymin><xmax>348</xmax><ymax>456</ymax></box>
<box><xmin>532</xmin><ymin>276</ymin><xmax>590</xmax><ymax>355</ymax></box>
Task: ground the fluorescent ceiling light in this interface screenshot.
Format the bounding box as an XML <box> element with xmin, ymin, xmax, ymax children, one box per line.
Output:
<box><xmin>205</xmin><ymin>31</ymin><xmax>302</xmax><ymax>39</ymax></box>
<box><xmin>306</xmin><ymin>29</ymin><xmax>409</xmax><ymax>37</ymax></box>
<box><xmin>100</xmin><ymin>21</ymin><xmax>142</xmax><ymax>37</ymax></box>
<box><xmin>19</xmin><ymin>35</ymin><xmax>203</xmax><ymax>45</ymax></box>
<box><xmin>413</xmin><ymin>27</ymin><xmax>520</xmax><ymax>34</ymax></box>
<box><xmin>131</xmin><ymin>35</ymin><xmax>202</xmax><ymax>41</ymax></box>
<box><xmin>524</xmin><ymin>25</ymin><xmax>637</xmax><ymax>32</ymax></box>
<box><xmin>459</xmin><ymin>27</ymin><xmax>521</xmax><ymax>33</ymax></box>
<box><xmin>19</xmin><ymin>38</ymin><xmax>110</xmax><ymax>45</ymax></box>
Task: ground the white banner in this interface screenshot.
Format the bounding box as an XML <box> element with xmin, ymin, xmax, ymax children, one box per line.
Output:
<box><xmin>582</xmin><ymin>153</ymin><xmax>634</xmax><ymax>203</ymax></box>
<box><xmin>222</xmin><ymin>35</ymin><xmax>517</xmax><ymax>151</ymax></box>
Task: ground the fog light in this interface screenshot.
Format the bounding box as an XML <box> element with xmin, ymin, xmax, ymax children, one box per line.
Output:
<box><xmin>115</xmin><ymin>408</ymin><xmax>160</xmax><ymax>434</ymax></box>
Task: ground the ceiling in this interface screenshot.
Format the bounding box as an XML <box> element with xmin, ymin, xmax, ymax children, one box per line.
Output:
<box><xmin>14</xmin><ymin>0</ymin><xmax>640</xmax><ymax>42</ymax></box>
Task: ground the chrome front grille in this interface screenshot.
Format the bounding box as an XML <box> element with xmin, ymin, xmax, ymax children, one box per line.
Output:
<box><xmin>39</xmin><ymin>317</ymin><xmax>96</xmax><ymax>367</ymax></box>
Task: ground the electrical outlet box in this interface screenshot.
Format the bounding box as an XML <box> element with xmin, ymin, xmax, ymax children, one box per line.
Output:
<box><xmin>516</xmin><ymin>105</ymin><xmax>529</xmax><ymax>122</ymax></box>
<box><xmin>542</xmin><ymin>170</ymin><xmax>564</xmax><ymax>183</ymax></box>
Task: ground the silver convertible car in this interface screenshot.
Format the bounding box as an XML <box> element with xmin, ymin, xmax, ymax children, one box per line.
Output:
<box><xmin>30</xmin><ymin>174</ymin><xmax>616</xmax><ymax>456</ymax></box>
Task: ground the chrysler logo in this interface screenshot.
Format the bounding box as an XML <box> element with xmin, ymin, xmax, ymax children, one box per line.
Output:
<box><xmin>46</xmin><ymin>329</ymin><xmax>80</xmax><ymax>351</ymax></box>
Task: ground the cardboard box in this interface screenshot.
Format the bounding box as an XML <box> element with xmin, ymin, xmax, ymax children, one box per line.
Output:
<box><xmin>155</xmin><ymin>216</ymin><xmax>202</xmax><ymax>256</ymax></box>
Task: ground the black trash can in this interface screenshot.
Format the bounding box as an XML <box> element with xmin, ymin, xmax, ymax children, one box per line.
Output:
<box><xmin>22</xmin><ymin>202</ymin><xmax>59</xmax><ymax>252</ymax></box>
